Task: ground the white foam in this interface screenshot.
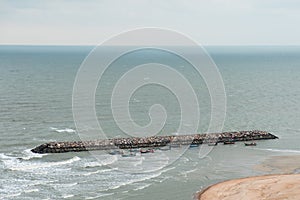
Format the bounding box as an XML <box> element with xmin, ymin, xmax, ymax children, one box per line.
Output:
<box><xmin>48</xmin><ymin>182</ymin><xmax>78</xmax><ymax>190</ymax></box>
<box><xmin>21</xmin><ymin>149</ymin><xmax>47</xmax><ymax>160</ymax></box>
<box><xmin>101</xmin><ymin>174</ymin><xmax>154</xmax><ymax>191</ymax></box>
<box><xmin>84</xmin><ymin>155</ymin><xmax>118</xmax><ymax>168</ymax></box>
<box><xmin>62</xmin><ymin>194</ymin><xmax>74</xmax><ymax>199</ymax></box>
<box><xmin>133</xmin><ymin>159</ymin><xmax>144</xmax><ymax>167</ymax></box>
<box><xmin>133</xmin><ymin>98</ymin><xmax>140</xmax><ymax>102</ymax></box>
<box><xmin>4</xmin><ymin>156</ymin><xmax>80</xmax><ymax>171</ymax></box>
<box><xmin>0</xmin><ymin>153</ymin><xmax>12</xmax><ymax>160</ymax></box>
<box><xmin>257</xmin><ymin>148</ymin><xmax>300</xmax><ymax>154</ymax></box>
<box><xmin>161</xmin><ymin>166</ymin><xmax>175</xmax><ymax>173</ymax></box>
<box><xmin>50</xmin><ymin>127</ymin><xmax>76</xmax><ymax>133</ymax></box>
<box><xmin>83</xmin><ymin>168</ymin><xmax>117</xmax><ymax>176</ymax></box>
<box><xmin>133</xmin><ymin>183</ymin><xmax>152</xmax><ymax>191</ymax></box>
<box><xmin>157</xmin><ymin>176</ymin><xmax>169</xmax><ymax>183</ymax></box>
<box><xmin>180</xmin><ymin>168</ymin><xmax>197</xmax><ymax>177</ymax></box>
<box><xmin>85</xmin><ymin>193</ymin><xmax>113</xmax><ymax>199</ymax></box>
<box><xmin>103</xmin><ymin>167</ymin><xmax>174</xmax><ymax>191</ymax></box>
<box><xmin>1</xmin><ymin>193</ymin><xmax>22</xmax><ymax>199</ymax></box>
<box><xmin>64</xmin><ymin>182</ymin><xmax>78</xmax><ymax>187</ymax></box>
<box><xmin>24</xmin><ymin>189</ymin><xmax>39</xmax><ymax>193</ymax></box>
<box><xmin>84</xmin><ymin>161</ymin><xmax>103</xmax><ymax>168</ymax></box>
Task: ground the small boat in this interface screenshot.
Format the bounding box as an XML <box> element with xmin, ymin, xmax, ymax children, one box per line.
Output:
<box><xmin>140</xmin><ymin>149</ymin><xmax>154</xmax><ymax>154</ymax></box>
<box><xmin>208</xmin><ymin>142</ymin><xmax>218</xmax><ymax>146</ymax></box>
<box><xmin>189</xmin><ymin>144</ymin><xmax>199</xmax><ymax>148</ymax></box>
<box><xmin>244</xmin><ymin>142</ymin><xmax>257</xmax><ymax>146</ymax></box>
<box><xmin>223</xmin><ymin>141</ymin><xmax>235</xmax><ymax>145</ymax></box>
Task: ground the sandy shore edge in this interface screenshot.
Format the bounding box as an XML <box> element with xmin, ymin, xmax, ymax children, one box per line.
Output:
<box><xmin>196</xmin><ymin>154</ymin><xmax>300</xmax><ymax>200</ymax></box>
<box><xmin>196</xmin><ymin>173</ymin><xmax>300</xmax><ymax>200</ymax></box>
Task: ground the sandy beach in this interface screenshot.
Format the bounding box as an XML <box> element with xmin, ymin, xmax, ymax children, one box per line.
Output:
<box><xmin>198</xmin><ymin>173</ymin><xmax>300</xmax><ymax>200</ymax></box>
<box><xmin>198</xmin><ymin>155</ymin><xmax>300</xmax><ymax>200</ymax></box>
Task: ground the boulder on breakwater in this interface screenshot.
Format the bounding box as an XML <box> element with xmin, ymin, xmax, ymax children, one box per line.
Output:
<box><xmin>31</xmin><ymin>130</ymin><xmax>278</xmax><ymax>154</ymax></box>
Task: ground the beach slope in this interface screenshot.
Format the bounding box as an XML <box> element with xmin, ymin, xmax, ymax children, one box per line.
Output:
<box><xmin>198</xmin><ymin>174</ymin><xmax>300</xmax><ymax>200</ymax></box>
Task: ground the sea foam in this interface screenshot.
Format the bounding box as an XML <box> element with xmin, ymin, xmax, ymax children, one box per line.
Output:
<box><xmin>257</xmin><ymin>148</ymin><xmax>300</xmax><ymax>154</ymax></box>
<box><xmin>1</xmin><ymin>154</ymin><xmax>80</xmax><ymax>172</ymax></box>
<box><xmin>50</xmin><ymin>127</ymin><xmax>76</xmax><ymax>133</ymax></box>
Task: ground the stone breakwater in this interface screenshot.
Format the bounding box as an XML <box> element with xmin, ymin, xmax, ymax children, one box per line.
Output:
<box><xmin>31</xmin><ymin>130</ymin><xmax>278</xmax><ymax>154</ymax></box>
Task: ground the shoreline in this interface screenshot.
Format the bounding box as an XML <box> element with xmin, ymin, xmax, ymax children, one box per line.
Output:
<box><xmin>197</xmin><ymin>173</ymin><xmax>300</xmax><ymax>200</ymax></box>
<box><xmin>195</xmin><ymin>155</ymin><xmax>300</xmax><ymax>200</ymax></box>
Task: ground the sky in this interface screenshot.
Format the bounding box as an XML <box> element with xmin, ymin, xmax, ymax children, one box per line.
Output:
<box><xmin>0</xmin><ymin>0</ymin><xmax>300</xmax><ymax>45</ymax></box>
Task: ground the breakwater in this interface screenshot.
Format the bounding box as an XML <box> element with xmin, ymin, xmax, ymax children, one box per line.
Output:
<box><xmin>31</xmin><ymin>130</ymin><xmax>278</xmax><ymax>154</ymax></box>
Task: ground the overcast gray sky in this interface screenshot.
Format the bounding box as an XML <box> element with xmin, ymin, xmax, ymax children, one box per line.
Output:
<box><xmin>1</xmin><ymin>0</ymin><xmax>300</xmax><ymax>45</ymax></box>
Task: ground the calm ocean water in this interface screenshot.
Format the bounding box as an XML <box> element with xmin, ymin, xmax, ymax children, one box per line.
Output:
<box><xmin>1</xmin><ymin>45</ymin><xmax>300</xmax><ymax>199</ymax></box>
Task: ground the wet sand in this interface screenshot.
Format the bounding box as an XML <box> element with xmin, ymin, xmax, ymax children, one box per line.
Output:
<box><xmin>198</xmin><ymin>155</ymin><xmax>300</xmax><ymax>200</ymax></box>
<box><xmin>254</xmin><ymin>155</ymin><xmax>300</xmax><ymax>174</ymax></box>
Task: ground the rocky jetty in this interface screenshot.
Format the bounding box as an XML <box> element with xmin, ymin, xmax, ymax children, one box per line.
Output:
<box><xmin>31</xmin><ymin>130</ymin><xmax>278</xmax><ymax>154</ymax></box>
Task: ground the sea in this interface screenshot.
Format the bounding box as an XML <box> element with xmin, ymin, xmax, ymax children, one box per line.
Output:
<box><xmin>1</xmin><ymin>45</ymin><xmax>300</xmax><ymax>200</ymax></box>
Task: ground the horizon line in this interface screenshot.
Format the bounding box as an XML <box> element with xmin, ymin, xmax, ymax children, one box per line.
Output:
<box><xmin>1</xmin><ymin>44</ymin><xmax>300</xmax><ymax>47</ymax></box>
